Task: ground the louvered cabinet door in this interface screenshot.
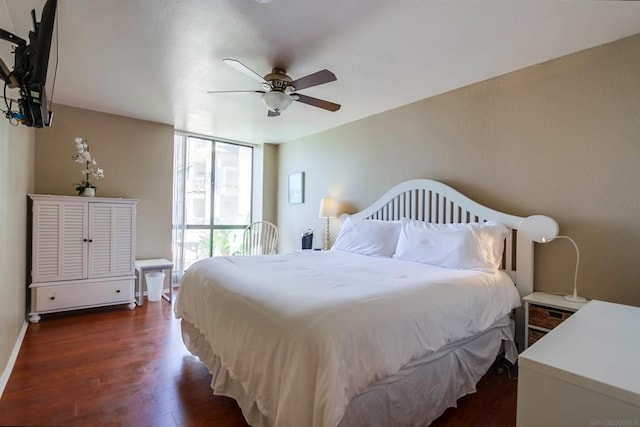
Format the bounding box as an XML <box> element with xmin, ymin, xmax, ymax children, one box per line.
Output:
<box><xmin>87</xmin><ymin>203</ymin><xmax>135</xmax><ymax>278</ymax></box>
<box><xmin>32</xmin><ymin>200</ymin><xmax>88</xmax><ymax>283</ymax></box>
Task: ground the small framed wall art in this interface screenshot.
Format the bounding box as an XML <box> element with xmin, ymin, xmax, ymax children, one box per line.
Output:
<box><xmin>288</xmin><ymin>172</ymin><xmax>305</xmax><ymax>204</ymax></box>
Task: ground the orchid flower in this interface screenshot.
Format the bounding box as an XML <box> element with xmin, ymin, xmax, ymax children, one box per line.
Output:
<box><xmin>72</xmin><ymin>137</ymin><xmax>104</xmax><ymax>193</ymax></box>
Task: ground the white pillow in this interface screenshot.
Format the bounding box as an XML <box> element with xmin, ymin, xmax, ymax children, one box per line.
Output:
<box><xmin>332</xmin><ymin>217</ymin><xmax>401</xmax><ymax>257</ymax></box>
<box><xmin>467</xmin><ymin>222</ymin><xmax>509</xmax><ymax>270</ymax></box>
<box><xmin>393</xmin><ymin>219</ymin><xmax>508</xmax><ymax>270</ymax></box>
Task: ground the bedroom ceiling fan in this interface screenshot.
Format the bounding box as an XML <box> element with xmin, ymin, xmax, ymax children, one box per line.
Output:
<box><xmin>208</xmin><ymin>59</ymin><xmax>341</xmax><ymax>117</ymax></box>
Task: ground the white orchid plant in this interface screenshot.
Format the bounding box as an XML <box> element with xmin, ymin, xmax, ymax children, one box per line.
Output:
<box><xmin>72</xmin><ymin>137</ymin><xmax>104</xmax><ymax>195</ymax></box>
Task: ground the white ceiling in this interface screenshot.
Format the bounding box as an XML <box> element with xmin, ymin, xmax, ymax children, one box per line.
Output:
<box><xmin>3</xmin><ymin>0</ymin><xmax>640</xmax><ymax>144</ymax></box>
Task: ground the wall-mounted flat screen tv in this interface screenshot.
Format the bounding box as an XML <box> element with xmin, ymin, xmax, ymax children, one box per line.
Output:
<box><xmin>0</xmin><ymin>0</ymin><xmax>58</xmax><ymax>128</ymax></box>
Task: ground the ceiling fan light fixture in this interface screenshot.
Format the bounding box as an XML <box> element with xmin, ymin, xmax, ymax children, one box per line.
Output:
<box><xmin>261</xmin><ymin>91</ymin><xmax>293</xmax><ymax>113</ymax></box>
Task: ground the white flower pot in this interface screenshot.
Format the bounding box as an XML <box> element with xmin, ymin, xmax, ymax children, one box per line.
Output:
<box><xmin>81</xmin><ymin>187</ymin><xmax>96</xmax><ymax>197</ymax></box>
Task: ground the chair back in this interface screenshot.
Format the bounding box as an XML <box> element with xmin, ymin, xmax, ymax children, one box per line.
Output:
<box><xmin>242</xmin><ymin>221</ymin><xmax>278</xmax><ymax>255</ymax></box>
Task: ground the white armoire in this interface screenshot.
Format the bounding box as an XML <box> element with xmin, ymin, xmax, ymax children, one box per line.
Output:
<box><xmin>28</xmin><ymin>194</ymin><xmax>138</xmax><ymax>322</ymax></box>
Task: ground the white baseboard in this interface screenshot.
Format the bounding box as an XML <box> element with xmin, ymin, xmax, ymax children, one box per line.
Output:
<box><xmin>0</xmin><ymin>320</ymin><xmax>28</xmax><ymax>399</ymax></box>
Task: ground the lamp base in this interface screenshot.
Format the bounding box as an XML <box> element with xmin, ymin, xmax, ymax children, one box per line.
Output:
<box><xmin>564</xmin><ymin>294</ymin><xmax>587</xmax><ymax>303</ymax></box>
<box><xmin>324</xmin><ymin>217</ymin><xmax>331</xmax><ymax>251</ymax></box>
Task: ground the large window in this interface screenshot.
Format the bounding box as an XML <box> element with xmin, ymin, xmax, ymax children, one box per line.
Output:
<box><xmin>173</xmin><ymin>134</ymin><xmax>253</xmax><ymax>276</ymax></box>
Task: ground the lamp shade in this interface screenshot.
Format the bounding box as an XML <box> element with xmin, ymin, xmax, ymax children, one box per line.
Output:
<box><xmin>262</xmin><ymin>91</ymin><xmax>293</xmax><ymax>113</ymax></box>
<box><xmin>520</xmin><ymin>215</ymin><xmax>559</xmax><ymax>243</ymax></box>
<box><xmin>319</xmin><ymin>197</ymin><xmax>338</xmax><ymax>218</ymax></box>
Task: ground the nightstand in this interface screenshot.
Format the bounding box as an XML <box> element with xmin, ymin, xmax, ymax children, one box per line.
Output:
<box><xmin>135</xmin><ymin>259</ymin><xmax>173</xmax><ymax>306</ymax></box>
<box><xmin>523</xmin><ymin>292</ymin><xmax>587</xmax><ymax>349</ymax></box>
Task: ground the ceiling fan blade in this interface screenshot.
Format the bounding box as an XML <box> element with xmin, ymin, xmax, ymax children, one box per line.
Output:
<box><xmin>206</xmin><ymin>90</ymin><xmax>265</xmax><ymax>94</ymax></box>
<box><xmin>223</xmin><ymin>59</ymin><xmax>268</xmax><ymax>84</ymax></box>
<box><xmin>291</xmin><ymin>69</ymin><xmax>336</xmax><ymax>91</ymax></box>
<box><xmin>267</xmin><ymin>110</ymin><xmax>280</xmax><ymax>117</ymax></box>
<box><xmin>293</xmin><ymin>94</ymin><xmax>341</xmax><ymax>112</ymax></box>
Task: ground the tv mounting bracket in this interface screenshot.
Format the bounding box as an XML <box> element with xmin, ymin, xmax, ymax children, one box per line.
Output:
<box><xmin>0</xmin><ymin>7</ymin><xmax>38</xmax><ymax>48</ymax></box>
<box><xmin>0</xmin><ymin>28</ymin><xmax>26</xmax><ymax>89</ymax></box>
<box><xmin>0</xmin><ymin>27</ymin><xmax>26</xmax><ymax>47</ymax></box>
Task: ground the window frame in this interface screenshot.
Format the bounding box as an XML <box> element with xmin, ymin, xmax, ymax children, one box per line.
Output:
<box><xmin>173</xmin><ymin>132</ymin><xmax>254</xmax><ymax>274</ymax></box>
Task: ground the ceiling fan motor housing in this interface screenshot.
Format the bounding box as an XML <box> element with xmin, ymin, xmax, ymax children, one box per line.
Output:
<box><xmin>265</xmin><ymin>68</ymin><xmax>293</xmax><ymax>91</ymax></box>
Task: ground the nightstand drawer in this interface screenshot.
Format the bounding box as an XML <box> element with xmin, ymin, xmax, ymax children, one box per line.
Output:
<box><xmin>529</xmin><ymin>304</ymin><xmax>573</xmax><ymax>329</ymax></box>
<box><xmin>528</xmin><ymin>329</ymin><xmax>546</xmax><ymax>347</ymax></box>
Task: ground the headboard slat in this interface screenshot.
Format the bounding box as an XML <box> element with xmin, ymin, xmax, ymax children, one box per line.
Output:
<box><xmin>431</xmin><ymin>192</ymin><xmax>438</xmax><ymax>223</ymax></box>
<box><xmin>504</xmin><ymin>231</ymin><xmax>514</xmax><ymax>271</ymax></box>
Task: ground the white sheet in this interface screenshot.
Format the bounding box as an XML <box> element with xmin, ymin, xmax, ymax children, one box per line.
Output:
<box><xmin>174</xmin><ymin>250</ymin><xmax>521</xmax><ymax>427</ymax></box>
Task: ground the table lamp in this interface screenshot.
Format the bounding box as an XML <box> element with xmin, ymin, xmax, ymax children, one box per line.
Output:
<box><xmin>522</xmin><ymin>215</ymin><xmax>586</xmax><ymax>303</ymax></box>
<box><xmin>319</xmin><ymin>197</ymin><xmax>338</xmax><ymax>250</ymax></box>
<box><xmin>541</xmin><ymin>235</ymin><xmax>586</xmax><ymax>303</ymax></box>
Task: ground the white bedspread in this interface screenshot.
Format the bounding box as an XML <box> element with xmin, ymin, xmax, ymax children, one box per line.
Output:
<box><xmin>174</xmin><ymin>250</ymin><xmax>521</xmax><ymax>427</ymax></box>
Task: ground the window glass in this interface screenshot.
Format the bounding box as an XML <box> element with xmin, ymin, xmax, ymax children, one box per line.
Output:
<box><xmin>185</xmin><ymin>137</ymin><xmax>212</xmax><ymax>225</ymax></box>
<box><xmin>212</xmin><ymin>229</ymin><xmax>244</xmax><ymax>257</ymax></box>
<box><xmin>183</xmin><ymin>229</ymin><xmax>211</xmax><ymax>270</ymax></box>
<box><xmin>213</xmin><ymin>142</ymin><xmax>252</xmax><ymax>225</ymax></box>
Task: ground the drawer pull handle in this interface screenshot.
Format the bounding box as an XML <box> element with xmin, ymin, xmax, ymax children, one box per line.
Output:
<box><xmin>83</xmin><ymin>238</ymin><xmax>88</xmax><ymax>242</ymax></box>
<box><xmin>50</xmin><ymin>296</ymin><xmax>55</xmax><ymax>300</ymax></box>
<box><xmin>549</xmin><ymin>311</ymin><xmax>562</xmax><ymax>319</ymax></box>
<box><xmin>116</xmin><ymin>289</ymin><xmax>121</xmax><ymax>293</ymax></box>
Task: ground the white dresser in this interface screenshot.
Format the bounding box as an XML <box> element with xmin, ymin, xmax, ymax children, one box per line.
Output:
<box><xmin>28</xmin><ymin>194</ymin><xmax>138</xmax><ymax>322</ymax></box>
<box><xmin>517</xmin><ymin>300</ymin><xmax>640</xmax><ymax>426</ymax></box>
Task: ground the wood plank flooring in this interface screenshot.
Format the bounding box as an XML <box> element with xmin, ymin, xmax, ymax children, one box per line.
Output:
<box><xmin>0</xmin><ymin>297</ymin><xmax>518</xmax><ymax>426</ymax></box>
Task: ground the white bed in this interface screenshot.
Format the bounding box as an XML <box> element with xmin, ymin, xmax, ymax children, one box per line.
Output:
<box><xmin>175</xmin><ymin>179</ymin><xmax>557</xmax><ymax>427</ymax></box>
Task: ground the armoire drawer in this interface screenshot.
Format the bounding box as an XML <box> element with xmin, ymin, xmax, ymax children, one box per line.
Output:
<box><xmin>33</xmin><ymin>279</ymin><xmax>134</xmax><ymax>312</ymax></box>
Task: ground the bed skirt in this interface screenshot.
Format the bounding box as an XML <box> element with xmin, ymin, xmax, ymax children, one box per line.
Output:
<box><xmin>180</xmin><ymin>317</ymin><xmax>516</xmax><ymax>427</ymax></box>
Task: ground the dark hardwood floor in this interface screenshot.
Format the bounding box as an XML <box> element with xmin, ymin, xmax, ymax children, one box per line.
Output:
<box><xmin>0</xmin><ymin>296</ymin><xmax>518</xmax><ymax>426</ymax></box>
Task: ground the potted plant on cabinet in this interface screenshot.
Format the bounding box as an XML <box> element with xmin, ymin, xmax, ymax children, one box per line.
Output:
<box><xmin>72</xmin><ymin>137</ymin><xmax>104</xmax><ymax>196</ymax></box>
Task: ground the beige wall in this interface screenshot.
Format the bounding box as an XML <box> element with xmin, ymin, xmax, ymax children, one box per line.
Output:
<box><xmin>0</xmin><ymin>2</ymin><xmax>36</xmax><ymax>380</ymax></box>
<box><xmin>0</xmin><ymin>111</ymin><xmax>34</xmax><ymax>378</ymax></box>
<box><xmin>278</xmin><ymin>33</ymin><xmax>640</xmax><ymax>307</ymax></box>
<box><xmin>251</xmin><ymin>143</ymin><xmax>279</xmax><ymax>224</ymax></box>
<box><xmin>262</xmin><ymin>143</ymin><xmax>279</xmax><ymax>224</ymax></box>
<box><xmin>34</xmin><ymin>104</ymin><xmax>174</xmax><ymax>260</ymax></box>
